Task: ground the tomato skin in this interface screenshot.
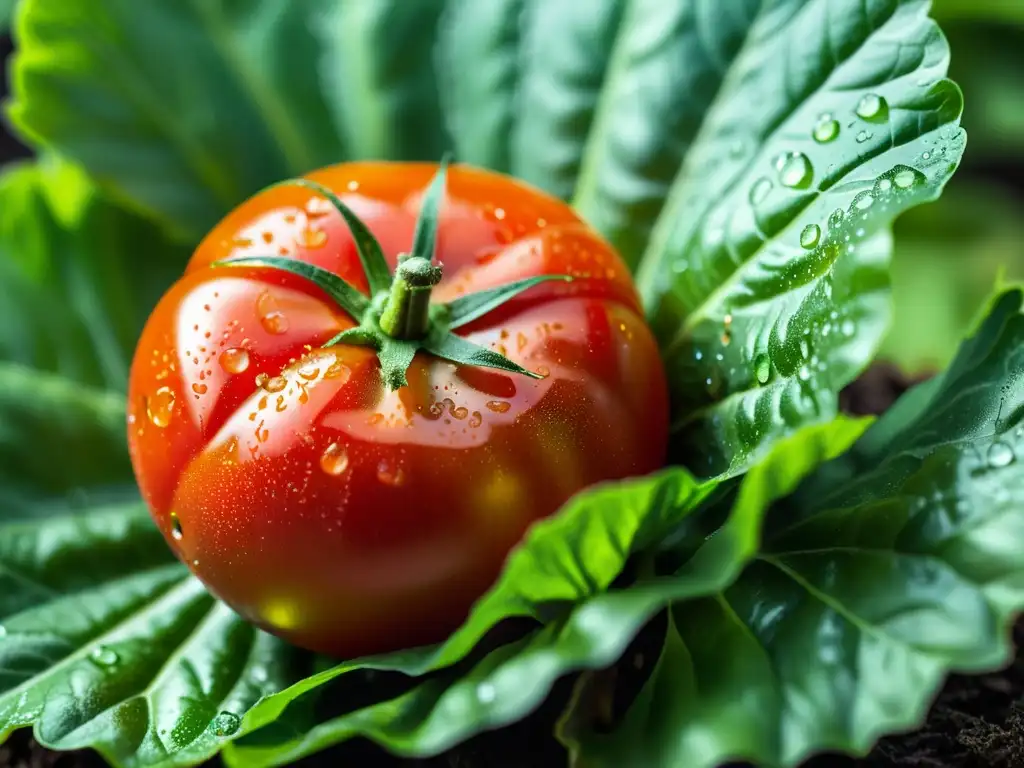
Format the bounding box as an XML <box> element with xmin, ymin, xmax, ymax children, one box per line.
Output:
<box><xmin>128</xmin><ymin>162</ymin><xmax>668</xmax><ymax>658</ymax></box>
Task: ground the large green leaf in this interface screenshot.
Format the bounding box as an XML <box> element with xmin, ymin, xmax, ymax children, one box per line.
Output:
<box><xmin>563</xmin><ymin>287</ymin><xmax>1024</xmax><ymax>768</ymax></box>
<box><xmin>222</xmin><ymin>418</ymin><xmax>866</xmax><ymax>767</ymax></box>
<box><xmin>633</xmin><ymin>0</ymin><xmax>964</xmax><ymax>477</ymax></box>
<box><xmin>8</xmin><ymin>0</ymin><xmax>360</xmax><ymax>241</ymax></box>
<box><xmin>0</xmin><ymin>157</ymin><xmax>189</xmax><ymax>391</ymax></box>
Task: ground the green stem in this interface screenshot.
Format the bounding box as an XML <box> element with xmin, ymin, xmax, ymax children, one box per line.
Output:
<box><xmin>378</xmin><ymin>256</ymin><xmax>443</xmax><ymax>339</ymax></box>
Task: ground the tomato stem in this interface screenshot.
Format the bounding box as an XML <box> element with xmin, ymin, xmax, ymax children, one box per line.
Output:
<box><xmin>379</xmin><ymin>256</ymin><xmax>443</xmax><ymax>339</ymax></box>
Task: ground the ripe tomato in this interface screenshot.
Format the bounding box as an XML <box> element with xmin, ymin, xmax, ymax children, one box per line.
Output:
<box><xmin>127</xmin><ymin>162</ymin><xmax>668</xmax><ymax>658</ymax></box>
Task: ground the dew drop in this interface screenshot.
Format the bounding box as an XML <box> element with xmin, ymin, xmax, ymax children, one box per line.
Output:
<box><xmin>855</xmin><ymin>130</ymin><xmax>872</xmax><ymax>144</ymax></box>
<box><xmin>89</xmin><ymin>646</ymin><xmax>119</xmax><ymax>668</ymax></box>
<box><xmin>170</xmin><ymin>512</ymin><xmax>184</xmax><ymax>541</ymax></box>
<box><xmin>192</xmin><ymin>383</ymin><xmax>208</xmax><ymax>395</ymax></box>
<box><xmin>798</xmin><ymin>366</ymin><xmax>811</xmax><ymax>381</ymax></box>
<box><xmin>987</xmin><ymin>441</ymin><xmax>1015</xmax><ymax>469</ymax></box>
<box><xmin>799</xmin><ymin>224</ymin><xmax>821</xmax><ymax>249</ymax></box>
<box><xmin>324</xmin><ymin>361</ymin><xmax>351</xmax><ymax>380</ymax></box>
<box><xmin>828</xmin><ymin>208</ymin><xmax>845</xmax><ymax>230</ymax></box>
<box><xmin>468</xmin><ymin>411</ymin><xmax>483</xmax><ymax>428</ymax></box>
<box><xmin>841</xmin><ymin>319</ymin><xmax>856</xmax><ymax>336</ymax></box>
<box><xmin>754</xmin><ymin>353</ymin><xmax>771</xmax><ymax>385</ymax></box>
<box><xmin>774</xmin><ymin>151</ymin><xmax>813</xmax><ymax>189</ymax></box>
<box><xmin>146</xmin><ymin>387</ymin><xmax>176</xmax><ymax>428</ymax></box>
<box><xmin>298</xmin><ymin>363</ymin><xmax>321</xmax><ymax>381</ymax></box>
<box><xmin>894</xmin><ymin>168</ymin><xmax>919</xmax><ymax>189</ymax></box>
<box><xmin>812</xmin><ymin>114</ymin><xmax>840</xmax><ymax>143</ymax></box>
<box><xmin>853</xmin><ymin>193</ymin><xmax>875</xmax><ymax>211</ymax></box>
<box><xmin>306</xmin><ymin>196</ymin><xmax>332</xmax><ymax>219</ymax></box>
<box><xmin>874</xmin><ymin>178</ymin><xmax>893</xmax><ymax>194</ymax></box>
<box><xmin>749</xmin><ymin>177</ymin><xmax>773</xmax><ymax>206</ymax></box>
<box><xmin>486</xmin><ymin>400</ymin><xmax>511</xmax><ymax>413</ymax></box>
<box><xmin>211</xmin><ymin>712</ymin><xmax>241</xmax><ymax>738</ymax></box>
<box><xmin>477</xmin><ymin>682</ymin><xmax>496</xmax><ymax>704</ymax></box>
<box><xmin>320</xmin><ymin>442</ymin><xmax>350</xmax><ymax>476</ymax></box>
<box><xmin>262</xmin><ymin>376</ymin><xmax>287</xmax><ymax>393</ymax></box>
<box><xmin>855</xmin><ymin>93</ymin><xmax>889</xmax><ymax>123</ymax></box>
<box><xmin>798</xmin><ymin>339</ymin><xmax>810</xmax><ymax>360</ymax></box>
<box><xmin>257</xmin><ymin>292</ymin><xmax>289</xmax><ymax>335</ymax></box>
<box><xmin>298</xmin><ymin>227</ymin><xmax>328</xmax><ymax>249</ymax></box>
<box><xmin>377</xmin><ymin>459</ymin><xmax>406</xmax><ymax>487</ymax></box>
<box><xmin>220</xmin><ymin>348</ymin><xmax>250</xmax><ymax>374</ymax></box>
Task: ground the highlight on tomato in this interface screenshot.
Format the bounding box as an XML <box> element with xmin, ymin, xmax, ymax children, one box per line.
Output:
<box><xmin>127</xmin><ymin>160</ymin><xmax>669</xmax><ymax>658</ymax></box>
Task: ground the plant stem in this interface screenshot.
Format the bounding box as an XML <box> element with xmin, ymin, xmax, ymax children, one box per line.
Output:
<box><xmin>378</xmin><ymin>256</ymin><xmax>443</xmax><ymax>339</ymax></box>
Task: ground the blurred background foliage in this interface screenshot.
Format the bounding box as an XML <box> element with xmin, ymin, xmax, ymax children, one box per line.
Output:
<box><xmin>887</xmin><ymin>0</ymin><xmax>1024</xmax><ymax>373</ymax></box>
<box><xmin>0</xmin><ymin>0</ymin><xmax>1021</xmax><ymax>378</ymax></box>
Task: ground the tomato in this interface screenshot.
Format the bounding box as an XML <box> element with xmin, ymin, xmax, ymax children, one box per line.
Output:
<box><xmin>127</xmin><ymin>161</ymin><xmax>668</xmax><ymax>658</ymax></box>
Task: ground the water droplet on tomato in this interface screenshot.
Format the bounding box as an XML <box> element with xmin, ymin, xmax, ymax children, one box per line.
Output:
<box><xmin>320</xmin><ymin>443</ymin><xmax>349</xmax><ymax>476</ymax></box>
<box><xmin>468</xmin><ymin>411</ymin><xmax>483</xmax><ymax>428</ymax></box>
<box><xmin>89</xmin><ymin>646</ymin><xmax>119</xmax><ymax>668</ymax></box>
<box><xmin>220</xmin><ymin>348</ymin><xmax>250</xmax><ymax>374</ymax></box>
<box><xmin>324</xmin><ymin>361</ymin><xmax>350</xmax><ymax>381</ymax></box>
<box><xmin>377</xmin><ymin>459</ymin><xmax>406</xmax><ymax>487</ymax></box>
<box><xmin>262</xmin><ymin>376</ymin><xmax>287</xmax><ymax>393</ymax></box>
<box><xmin>257</xmin><ymin>291</ymin><xmax>289</xmax><ymax>335</ymax></box>
<box><xmin>306</xmin><ymin>196</ymin><xmax>332</xmax><ymax>219</ymax></box>
<box><xmin>298</xmin><ymin>363</ymin><xmax>321</xmax><ymax>381</ymax></box>
<box><xmin>298</xmin><ymin>227</ymin><xmax>327</xmax><ymax>249</ymax></box>
<box><xmin>486</xmin><ymin>400</ymin><xmax>511</xmax><ymax>413</ymax></box>
<box><xmin>211</xmin><ymin>712</ymin><xmax>241</xmax><ymax>737</ymax></box>
<box><xmin>146</xmin><ymin>387</ymin><xmax>176</xmax><ymax>428</ymax></box>
<box><xmin>170</xmin><ymin>513</ymin><xmax>184</xmax><ymax>541</ymax></box>
<box><xmin>192</xmin><ymin>383</ymin><xmax>208</xmax><ymax>395</ymax></box>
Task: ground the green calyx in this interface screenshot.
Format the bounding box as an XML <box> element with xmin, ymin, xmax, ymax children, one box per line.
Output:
<box><xmin>212</xmin><ymin>160</ymin><xmax>572</xmax><ymax>390</ymax></box>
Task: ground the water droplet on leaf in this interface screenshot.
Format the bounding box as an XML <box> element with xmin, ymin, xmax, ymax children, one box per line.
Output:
<box><xmin>799</xmin><ymin>224</ymin><xmax>821</xmax><ymax>249</ymax></box>
<box><xmin>754</xmin><ymin>353</ymin><xmax>771</xmax><ymax>384</ymax></box>
<box><xmin>749</xmin><ymin>177</ymin><xmax>773</xmax><ymax>205</ymax></box>
<box><xmin>855</xmin><ymin>93</ymin><xmax>889</xmax><ymax>122</ymax></box>
<box><xmin>828</xmin><ymin>208</ymin><xmax>845</xmax><ymax>230</ymax></box>
<box><xmin>812</xmin><ymin>114</ymin><xmax>839</xmax><ymax>143</ymax></box>
<box><xmin>89</xmin><ymin>646</ymin><xmax>119</xmax><ymax>668</ymax></box>
<box><xmin>853</xmin><ymin>193</ymin><xmax>875</xmax><ymax>211</ymax></box>
<box><xmin>211</xmin><ymin>712</ymin><xmax>241</xmax><ymax>737</ymax></box>
<box><xmin>477</xmin><ymin>682</ymin><xmax>496</xmax><ymax>704</ymax></box>
<box><xmin>894</xmin><ymin>168</ymin><xmax>919</xmax><ymax>189</ymax></box>
<box><xmin>987</xmin><ymin>441</ymin><xmax>1015</xmax><ymax>469</ymax></box>
<box><xmin>774</xmin><ymin>151</ymin><xmax>813</xmax><ymax>189</ymax></box>
<box><xmin>855</xmin><ymin>130</ymin><xmax>872</xmax><ymax>144</ymax></box>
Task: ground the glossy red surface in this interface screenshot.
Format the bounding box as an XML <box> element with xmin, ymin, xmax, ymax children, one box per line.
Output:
<box><xmin>127</xmin><ymin>162</ymin><xmax>668</xmax><ymax>657</ymax></box>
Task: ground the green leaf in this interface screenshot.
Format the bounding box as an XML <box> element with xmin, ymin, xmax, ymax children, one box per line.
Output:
<box><xmin>443</xmin><ymin>275</ymin><xmax>573</xmax><ymax>330</ymax></box>
<box><xmin>9</xmin><ymin>0</ymin><xmax>353</xmax><ymax>241</ymax></box>
<box><xmin>0</xmin><ymin>157</ymin><xmax>189</xmax><ymax>391</ymax></box>
<box><xmin>422</xmin><ymin>331</ymin><xmax>544</xmax><ymax>379</ymax></box>
<box><xmin>314</xmin><ymin>0</ymin><xmax>449</xmax><ymax>162</ymax></box>
<box><xmin>565</xmin><ymin>288</ymin><xmax>1024</xmax><ymax>768</ymax></box>
<box><xmin>279</xmin><ymin>178</ymin><xmax>394</xmax><ymax>297</ymax></box>
<box><xmin>213</xmin><ymin>256</ymin><xmax>371</xmax><ymax>322</ymax></box>
<box><xmin>226</xmin><ymin>417</ymin><xmax>867</xmax><ymax>767</ymax></box>
<box><xmin>0</xmin><ymin>0</ymin><xmax>15</xmax><ymax>34</ymax></box>
<box><xmin>0</xmin><ymin>363</ymin><xmax>310</xmax><ymax>767</ymax></box>
<box><xmin>632</xmin><ymin>1</ymin><xmax>965</xmax><ymax>477</ymax></box>
<box><xmin>408</xmin><ymin>159</ymin><xmax>449</xmax><ymax>264</ymax></box>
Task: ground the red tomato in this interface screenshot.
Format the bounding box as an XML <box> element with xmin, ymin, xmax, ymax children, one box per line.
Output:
<box><xmin>127</xmin><ymin>162</ymin><xmax>668</xmax><ymax>658</ymax></box>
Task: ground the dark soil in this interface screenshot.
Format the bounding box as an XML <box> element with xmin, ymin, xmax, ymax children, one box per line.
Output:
<box><xmin>2</xmin><ymin>25</ymin><xmax>1023</xmax><ymax>768</ymax></box>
